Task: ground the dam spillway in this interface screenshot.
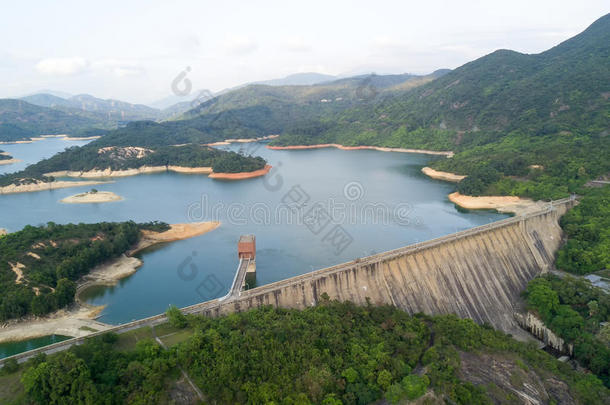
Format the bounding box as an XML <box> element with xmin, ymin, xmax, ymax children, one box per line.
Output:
<box><xmin>197</xmin><ymin>198</ymin><xmax>575</xmax><ymax>333</ymax></box>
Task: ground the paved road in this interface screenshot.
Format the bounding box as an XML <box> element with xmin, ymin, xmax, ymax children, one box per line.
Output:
<box><xmin>220</xmin><ymin>257</ymin><xmax>250</xmax><ymax>301</ymax></box>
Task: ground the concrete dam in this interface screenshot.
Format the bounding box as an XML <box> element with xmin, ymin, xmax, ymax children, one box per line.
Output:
<box><xmin>0</xmin><ymin>198</ymin><xmax>575</xmax><ymax>365</ymax></box>
<box><xmin>197</xmin><ymin>197</ymin><xmax>575</xmax><ymax>333</ymax></box>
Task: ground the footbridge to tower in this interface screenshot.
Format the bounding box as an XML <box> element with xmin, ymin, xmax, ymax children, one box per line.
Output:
<box><xmin>0</xmin><ymin>197</ymin><xmax>576</xmax><ymax>366</ymax></box>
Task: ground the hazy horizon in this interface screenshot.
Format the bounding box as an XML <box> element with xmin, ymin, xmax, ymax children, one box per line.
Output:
<box><xmin>1</xmin><ymin>1</ymin><xmax>608</xmax><ymax>105</ymax></box>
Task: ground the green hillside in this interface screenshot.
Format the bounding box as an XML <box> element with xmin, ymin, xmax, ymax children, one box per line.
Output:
<box><xmin>2</xmin><ymin>302</ymin><xmax>607</xmax><ymax>404</ymax></box>
<box><xmin>271</xmin><ymin>14</ymin><xmax>610</xmax><ymax>200</ymax></box>
<box><xmin>0</xmin><ymin>99</ymin><xmax>105</xmax><ymax>142</ymax></box>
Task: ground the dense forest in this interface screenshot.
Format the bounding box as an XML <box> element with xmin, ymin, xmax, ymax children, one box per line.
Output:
<box><xmin>2</xmin><ymin>301</ymin><xmax>608</xmax><ymax>404</ymax></box>
<box><xmin>520</xmin><ymin>186</ymin><xmax>610</xmax><ymax>388</ymax></box>
<box><xmin>555</xmin><ymin>187</ymin><xmax>610</xmax><ymax>273</ymax></box>
<box><xmin>0</xmin><ymin>144</ymin><xmax>266</xmax><ymax>187</ymax></box>
<box><xmin>0</xmin><ymin>221</ymin><xmax>169</xmax><ymax>321</ymax></box>
<box><xmin>524</xmin><ymin>274</ymin><xmax>610</xmax><ymax>387</ymax></box>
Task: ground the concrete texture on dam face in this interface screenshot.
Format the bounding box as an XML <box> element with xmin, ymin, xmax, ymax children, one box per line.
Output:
<box><xmin>199</xmin><ymin>199</ymin><xmax>575</xmax><ymax>333</ymax></box>
<box><xmin>0</xmin><ymin>199</ymin><xmax>575</xmax><ymax>366</ymax></box>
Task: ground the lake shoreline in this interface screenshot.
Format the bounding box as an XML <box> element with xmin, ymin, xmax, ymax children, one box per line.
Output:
<box><xmin>0</xmin><ymin>164</ymin><xmax>271</xmax><ymax>195</ymax></box>
<box><xmin>0</xmin><ymin>134</ymin><xmax>101</xmax><ymax>145</ymax></box>
<box><xmin>421</xmin><ymin>166</ymin><xmax>466</xmax><ymax>182</ymax></box>
<box><xmin>0</xmin><ymin>180</ymin><xmax>112</xmax><ymax>195</ymax></box>
<box><xmin>60</xmin><ymin>191</ymin><xmax>122</xmax><ymax>204</ymax></box>
<box><xmin>205</xmin><ymin>134</ymin><xmax>279</xmax><ymax>146</ymax></box>
<box><xmin>267</xmin><ymin>143</ymin><xmax>454</xmax><ymax>156</ymax></box>
<box><xmin>0</xmin><ymin>158</ymin><xmax>20</xmax><ymax>166</ymax></box>
<box><xmin>448</xmin><ymin>192</ymin><xmax>544</xmax><ymax>215</ymax></box>
<box><xmin>208</xmin><ymin>164</ymin><xmax>272</xmax><ymax>180</ymax></box>
<box><xmin>0</xmin><ymin>221</ymin><xmax>220</xmax><ymax>344</ymax></box>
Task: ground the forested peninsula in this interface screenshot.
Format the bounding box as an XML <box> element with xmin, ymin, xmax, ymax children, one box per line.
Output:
<box><xmin>0</xmin><ymin>144</ymin><xmax>267</xmax><ymax>188</ymax></box>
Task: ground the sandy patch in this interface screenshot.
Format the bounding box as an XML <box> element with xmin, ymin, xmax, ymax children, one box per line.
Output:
<box><xmin>9</xmin><ymin>262</ymin><xmax>25</xmax><ymax>284</ymax></box>
<box><xmin>209</xmin><ymin>164</ymin><xmax>272</xmax><ymax>180</ymax></box>
<box><xmin>0</xmin><ymin>158</ymin><xmax>20</xmax><ymax>165</ymax></box>
<box><xmin>61</xmin><ymin>191</ymin><xmax>122</xmax><ymax>204</ymax></box>
<box><xmin>0</xmin><ymin>135</ymin><xmax>100</xmax><ymax>145</ymax></box>
<box><xmin>421</xmin><ymin>167</ymin><xmax>466</xmax><ymax>182</ymax></box>
<box><xmin>206</xmin><ymin>134</ymin><xmax>279</xmax><ymax>147</ymax></box>
<box><xmin>267</xmin><ymin>143</ymin><xmax>453</xmax><ymax>157</ymax></box>
<box><xmin>0</xmin><ymin>221</ymin><xmax>221</xmax><ymax>344</ymax></box>
<box><xmin>0</xmin><ymin>306</ymin><xmax>112</xmax><ymax>343</ymax></box>
<box><xmin>45</xmin><ymin>165</ymin><xmax>213</xmax><ymax>178</ymax></box>
<box><xmin>448</xmin><ymin>192</ymin><xmax>545</xmax><ymax>215</ymax></box>
<box><xmin>26</xmin><ymin>252</ymin><xmax>41</xmax><ymax>260</ymax></box>
<box><xmin>0</xmin><ymin>180</ymin><xmax>112</xmax><ymax>195</ymax></box>
<box><xmin>130</xmin><ymin>221</ymin><xmax>221</xmax><ymax>255</ymax></box>
<box><xmin>79</xmin><ymin>255</ymin><xmax>143</xmax><ymax>289</ymax></box>
<box><xmin>167</xmin><ymin>166</ymin><xmax>213</xmax><ymax>174</ymax></box>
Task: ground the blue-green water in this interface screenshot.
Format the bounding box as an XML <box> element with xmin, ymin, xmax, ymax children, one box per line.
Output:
<box><xmin>1</xmin><ymin>142</ymin><xmax>508</xmax><ymax>325</ymax></box>
<box><xmin>0</xmin><ymin>137</ymin><xmax>91</xmax><ymax>175</ymax></box>
<box><xmin>0</xmin><ymin>335</ymin><xmax>70</xmax><ymax>359</ymax></box>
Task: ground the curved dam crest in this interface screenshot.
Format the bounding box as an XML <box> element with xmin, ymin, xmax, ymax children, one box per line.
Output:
<box><xmin>201</xmin><ymin>198</ymin><xmax>575</xmax><ymax>333</ymax></box>
<box><xmin>0</xmin><ymin>198</ymin><xmax>575</xmax><ymax>365</ymax></box>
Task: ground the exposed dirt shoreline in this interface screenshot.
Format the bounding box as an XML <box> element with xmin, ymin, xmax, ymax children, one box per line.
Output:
<box><xmin>0</xmin><ymin>180</ymin><xmax>112</xmax><ymax>195</ymax></box>
<box><xmin>209</xmin><ymin>164</ymin><xmax>272</xmax><ymax>180</ymax></box>
<box><xmin>0</xmin><ymin>158</ymin><xmax>20</xmax><ymax>166</ymax></box>
<box><xmin>0</xmin><ymin>134</ymin><xmax>101</xmax><ymax>144</ymax></box>
<box><xmin>267</xmin><ymin>143</ymin><xmax>454</xmax><ymax>157</ymax></box>
<box><xmin>448</xmin><ymin>192</ymin><xmax>544</xmax><ymax>215</ymax></box>
<box><xmin>44</xmin><ymin>165</ymin><xmax>213</xmax><ymax>178</ymax></box>
<box><xmin>60</xmin><ymin>191</ymin><xmax>122</xmax><ymax>204</ymax></box>
<box><xmin>421</xmin><ymin>167</ymin><xmax>466</xmax><ymax>182</ymax></box>
<box><xmin>205</xmin><ymin>134</ymin><xmax>279</xmax><ymax>146</ymax></box>
<box><xmin>1</xmin><ymin>163</ymin><xmax>271</xmax><ymax>195</ymax></box>
<box><xmin>0</xmin><ymin>221</ymin><xmax>220</xmax><ymax>343</ymax></box>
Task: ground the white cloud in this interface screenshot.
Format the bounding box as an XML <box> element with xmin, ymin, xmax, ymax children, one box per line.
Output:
<box><xmin>36</xmin><ymin>57</ymin><xmax>89</xmax><ymax>75</ymax></box>
<box><xmin>224</xmin><ymin>35</ymin><xmax>258</xmax><ymax>55</ymax></box>
<box><xmin>92</xmin><ymin>59</ymin><xmax>145</xmax><ymax>77</ymax></box>
<box><xmin>282</xmin><ymin>37</ymin><xmax>312</xmax><ymax>52</ymax></box>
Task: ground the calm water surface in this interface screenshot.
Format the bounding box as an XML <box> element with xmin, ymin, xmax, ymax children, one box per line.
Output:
<box><xmin>1</xmin><ymin>142</ymin><xmax>508</xmax><ymax>324</ymax></box>
<box><xmin>0</xmin><ymin>137</ymin><xmax>91</xmax><ymax>175</ymax></box>
<box><xmin>0</xmin><ymin>335</ymin><xmax>70</xmax><ymax>359</ymax></box>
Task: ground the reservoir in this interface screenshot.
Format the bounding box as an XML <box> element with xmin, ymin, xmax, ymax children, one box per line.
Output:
<box><xmin>0</xmin><ymin>140</ymin><xmax>508</xmax><ymax>325</ymax></box>
<box><xmin>0</xmin><ymin>335</ymin><xmax>70</xmax><ymax>359</ymax></box>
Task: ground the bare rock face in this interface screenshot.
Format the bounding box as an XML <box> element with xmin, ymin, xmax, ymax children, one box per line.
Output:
<box><xmin>459</xmin><ymin>352</ymin><xmax>576</xmax><ymax>405</ymax></box>
<box><xmin>97</xmin><ymin>146</ymin><xmax>153</xmax><ymax>160</ymax></box>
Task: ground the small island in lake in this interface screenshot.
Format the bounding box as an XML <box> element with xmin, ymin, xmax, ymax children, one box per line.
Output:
<box><xmin>0</xmin><ymin>150</ymin><xmax>20</xmax><ymax>165</ymax></box>
<box><xmin>60</xmin><ymin>189</ymin><xmax>122</xmax><ymax>204</ymax></box>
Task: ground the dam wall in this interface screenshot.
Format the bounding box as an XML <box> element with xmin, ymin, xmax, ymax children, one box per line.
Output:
<box><xmin>0</xmin><ymin>198</ymin><xmax>575</xmax><ymax>365</ymax></box>
<box><xmin>514</xmin><ymin>312</ymin><xmax>573</xmax><ymax>355</ymax></box>
<box><xmin>197</xmin><ymin>198</ymin><xmax>575</xmax><ymax>332</ymax></box>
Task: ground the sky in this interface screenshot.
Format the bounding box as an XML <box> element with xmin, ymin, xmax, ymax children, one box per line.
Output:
<box><xmin>0</xmin><ymin>0</ymin><xmax>607</xmax><ymax>105</ymax></box>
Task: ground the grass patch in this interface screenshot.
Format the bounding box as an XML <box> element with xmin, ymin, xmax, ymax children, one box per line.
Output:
<box><xmin>159</xmin><ymin>329</ymin><xmax>194</xmax><ymax>347</ymax></box>
<box><xmin>114</xmin><ymin>326</ymin><xmax>153</xmax><ymax>351</ymax></box>
<box><xmin>0</xmin><ymin>369</ymin><xmax>26</xmax><ymax>404</ymax></box>
<box><xmin>79</xmin><ymin>326</ymin><xmax>98</xmax><ymax>332</ymax></box>
<box><xmin>153</xmin><ymin>322</ymin><xmax>184</xmax><ymax>337</ymax></box>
